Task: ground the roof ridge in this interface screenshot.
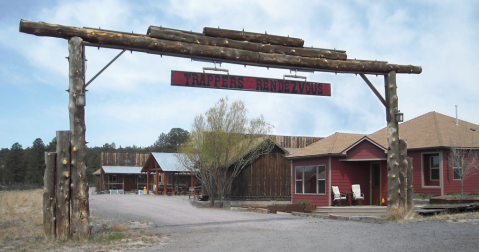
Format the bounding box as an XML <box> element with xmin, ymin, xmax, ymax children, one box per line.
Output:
<box><xmin>432</xmin><ymin>112</ymin><xmax>444</xmax><ymax>146</ymax></box>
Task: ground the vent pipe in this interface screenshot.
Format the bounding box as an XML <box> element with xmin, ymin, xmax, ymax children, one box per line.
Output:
<box><xmin>455</xmin><ymin>105</ymin><xmax>458</xmax><ymax>126</ymax></box>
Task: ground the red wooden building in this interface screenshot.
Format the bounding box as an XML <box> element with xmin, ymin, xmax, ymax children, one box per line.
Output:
<box><xmin>287</xmin><ymin>112</ymin><xmax>479</xmax><ymax>207</ymax></box>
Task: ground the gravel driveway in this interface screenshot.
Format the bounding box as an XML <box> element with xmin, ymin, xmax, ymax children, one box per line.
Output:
<box><xmin>90</xmin><ymin>193</ymin><xmax>479</xmax><ymax>252</ymax></box>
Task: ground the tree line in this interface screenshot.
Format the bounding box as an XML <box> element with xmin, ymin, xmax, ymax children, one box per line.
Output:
<box><xmin>0</xmin><ymin>128</ymin><xmax>189</xmax><ymax>187</ymax></box>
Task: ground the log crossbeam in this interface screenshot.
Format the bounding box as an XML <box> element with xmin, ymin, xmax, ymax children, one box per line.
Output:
<box><xmin>19</xmin><ymin>20</ymin><xmax>422</xmax><ymax>75</ymax></box>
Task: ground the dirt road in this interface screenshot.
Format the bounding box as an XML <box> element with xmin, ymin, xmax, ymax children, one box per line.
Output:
<box><xmin>90</xmin><ymin>193</ymin><xmax>479</xmax><ymax>252</ymax></box>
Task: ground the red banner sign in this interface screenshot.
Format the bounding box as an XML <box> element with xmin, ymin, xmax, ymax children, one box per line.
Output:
<box><xmin>171</xmin><ymin>71</ymin><xmax>331</xmax><ymax>96</ymax></box>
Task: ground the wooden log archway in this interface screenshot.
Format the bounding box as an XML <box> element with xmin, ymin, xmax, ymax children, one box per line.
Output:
<box><xmin>21</xmin><ymin>20</ymin><xmax>421</xmax><ymax>237</ymax></box>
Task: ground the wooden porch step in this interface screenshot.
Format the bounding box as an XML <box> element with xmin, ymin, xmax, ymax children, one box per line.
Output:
<box><xmin>313</xmin><ymin>206</ymin><xmax>387</xmax><ymax>216</ymax></box>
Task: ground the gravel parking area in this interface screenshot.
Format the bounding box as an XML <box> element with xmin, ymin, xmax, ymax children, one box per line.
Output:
<box><xmin>90</xmin><ymin>193</ymin><xmax>479</xmax><ymax>252</ymax></box>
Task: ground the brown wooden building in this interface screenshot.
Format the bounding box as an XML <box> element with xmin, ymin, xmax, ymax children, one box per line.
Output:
<box><xmin>94</xmin><ymin>152</ymin><xmax>150</xmax><ymax>193</ymax></box>
<box><xmin>230</xmin><ymin>144</ymin><xmax>291</xmax><ymax>200</ymax></box>
<box><xmin>141</xmin><ymin>152</ymin><xmax>197</xmax><ymax>195</ymax></box>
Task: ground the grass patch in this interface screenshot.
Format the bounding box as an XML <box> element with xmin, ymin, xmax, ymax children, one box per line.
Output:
<box><xmin>0</xmin><ymin>189</ymin><xmax>168</xmax><ymax>251</ymax></box>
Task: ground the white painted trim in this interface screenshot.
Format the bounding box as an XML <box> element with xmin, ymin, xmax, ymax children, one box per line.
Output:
<box><xmin>328</xmin><ymin>156</ymin><xmax>332</xmax><ymax>206</ymax></box>
<box><xmin>421</xmin><ymin>152</ymin><xmax>443</xmax><ymax>193</ymax></box>
<box><xmin>369</xmin><ymin>162</ymin><xmax>381</xmax><ymax>206</ymax></box>
<box><xmin>290</xmin><ymin>160</ymin><xmax>293</xmax><ymax>203</ymax></box>
<box><xmin>369</xmin><ymin>165</ymin><xmax>372</xmax><ymax>205</ymax></box>
<box><xmin>339</xmin><ymin>158</ymin><xmax>387</xmax><ymax>162</ymax></box>
<box><xmin>440</xmin><ymin>151</ymin><xmax>444</xmax><ymax>196</ymax></box>
<box><xmin>341</xmin><ymin>136</ymin><xmax>387</xmax><ymax>154</ymax></box>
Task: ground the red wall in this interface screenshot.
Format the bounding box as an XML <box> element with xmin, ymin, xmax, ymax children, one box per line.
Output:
<box><xmin>292</xmin><ymin>157</ymin><xmax>330</xmax><ymax>207</ymax></box>
<box><xmin>443</xmin><ymin>151</ymin><xmax>479</xmax><ymax>195</ymax></box>
<box><xmin>408</xmin><ymin>151</ymin><xmax>441</xmax><ymax>195</ymax></box>
<box><xmin>346</xmin><ymin>140</ymin><xmax>386</xmax><ymax>160</ymax></box>
<box><xmin>292</xmin><ymin>156</ymin><xmax>385</xmax><ymax>207</ymax></box>
<box><xmin>331</xmin><ymin>158</ymin><xmax>371</xmax><ymax>205</ymax></box>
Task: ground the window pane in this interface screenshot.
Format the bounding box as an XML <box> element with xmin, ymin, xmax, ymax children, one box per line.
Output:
<box><xmin>431</xmin><ymin>168</ymin><xmax>439</xmax><ymax>180</ymax></box>
<box><xmin>317</xmin><ymin>180</ymin><xmax>325</xmax><ymax>194</ymax></box>
<box><xmin>295</xmin><ymin>181</ymin><xmax>303</xmax><ymax>194</ymax></box>
<box><xmin>453</xmin><ymin>155</ymin><xmax>463</xmax><ymax>168</ymax></box>
<box><xmin>431</xmin><ymin>156</ymin><xmax>439</xmax><ymax>168</ymax></box>
<box><xmin>454</xmin><ymin>167</ymin><xmax>462</xmax><ymax>180</ymax></box>
<box><xmin>304</xmin><ymin>166</ymin><xmax>317</xmax><ymax>193</ymax></box>
<box><xmin>295</xmin><ymin>167</ymin><xmax>303</xmax><ymax>180</ymax></box>
<box><xmin>318</xmin><ymin>166</ymin><xmax>326</xmax><ymax>180</ymax></box>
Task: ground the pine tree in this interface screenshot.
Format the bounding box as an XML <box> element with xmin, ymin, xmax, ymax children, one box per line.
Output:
<box><xmin>26</xmin><ymin>138</ymin><xmax>46</xmax><ymax>185</ymax></box>
<box><xmin>5</xmin><ymin>143</ymin><xmax>26</xmax><ymax>183</ymax></box>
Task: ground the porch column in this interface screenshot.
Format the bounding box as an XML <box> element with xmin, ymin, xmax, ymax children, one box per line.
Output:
<box><xmin>155</xmin><ymin>171</ymin><xmax>159</xmax><ymax>195</ymax></box>
<box><xmin>147</xmin><ymin>171</ymin><xmax>150</xmax><ymax>194</ymax></box>
<box><xmin>164</xmin><ymin>172</ymin><xmax>168</xmax><ymax>195</ymax></box>
<box><xmin>172</xmin><ymin>173</ymin><xmax>175</xmax><ymax>196</ymax></box>
<box><xmin>190</xmin><ymin>175</ymin><xmax>194</xmax><ymax>188</ymax></box>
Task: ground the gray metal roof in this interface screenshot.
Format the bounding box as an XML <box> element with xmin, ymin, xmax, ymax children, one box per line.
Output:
<box><xmin>102</xmin><ymin>166</ymin><xmax>143</xmax><ymax>174</ymax></box>
<box><xmin>151</xmin><ymin>152</ymin><xmax>188</xmax><ymax>172</ymax></box>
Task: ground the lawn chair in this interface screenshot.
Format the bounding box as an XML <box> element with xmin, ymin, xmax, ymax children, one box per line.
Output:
<box><xmin>352</xmin><ymin>184</ymin><xmax>364</xmax><ymax>205</ymax></box>
<box><xmin>332</xmin><ymin>186</ymin><xmax>346</xmax><ymax>206</ymax></box>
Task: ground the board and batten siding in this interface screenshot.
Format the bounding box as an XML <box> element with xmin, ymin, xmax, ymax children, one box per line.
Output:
<box><xmin>101</xmin><ymin>152</ymin><xmax>150</xmax><ymax>166</ymax></box>
<box><xmin>230</xmin><ymin>152</ymin><xmax>290</xmax><ymax>199</ymax></box>
<box><xmin>271</xmin><ymin>135</ymin><xmax>322</xmax><ymax>148</ymax></box>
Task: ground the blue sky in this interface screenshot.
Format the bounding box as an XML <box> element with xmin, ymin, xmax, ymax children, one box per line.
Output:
<box><xmin>1</xmin><ymin>0</ymin><xmax>478</xmax><ymax>149</ymax></box>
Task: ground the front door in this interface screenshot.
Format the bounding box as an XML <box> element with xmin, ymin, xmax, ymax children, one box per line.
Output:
<box><xmin>371</xmin><ymin>164</ymin><xmax>381</xmax><ymax>205</ymax></box>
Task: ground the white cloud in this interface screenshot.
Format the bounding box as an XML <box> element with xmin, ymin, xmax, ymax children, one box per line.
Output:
<box><xmin>1</xmin><ymin>0</ymin><xmax>479</xmax><ymax>148</ymax></box>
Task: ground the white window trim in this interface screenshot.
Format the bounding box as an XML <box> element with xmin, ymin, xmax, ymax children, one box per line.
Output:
<box><xmin>453</xmin><ymin>155</ymin><xmax>463</xmax><ymax>181</ymax></box>
<box><xmin>295</xmin><ymin>166</ymin><xmax>303</xmax><ymax>194</ymax></box>
<box><xmin>430</xmin><ymin>156</ymin><xmax>440</xmax><ymax>181</ymax></box>
<box><xmin>294</xmin><ymin>165</ymin><xmax>326</xmax><ymax>195</ymax></box>
<box><xmin>317</xmin><ymin>165</ymin><xmax>326</xmax><ymax>195</ymax></box>
<box><xmin>421</xmin><ymin>152</ymin><xmax>441</xmax><ymax>189</ymax></box>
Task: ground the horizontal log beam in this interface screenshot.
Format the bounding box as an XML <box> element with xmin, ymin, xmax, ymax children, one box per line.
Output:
<box><xmin>19</xmin><ymin>20</ymin><xmax>422</xmax><ymax>74</ymax></box>
<box><xmin>148</xmin><ymin>26</ymin><xmax>347</xmax><ymax>60</ymax></box>
<box><xmin>203</xmin><ymin>27</ymin><xmax>304</xmax><ymax>47</ymax></box>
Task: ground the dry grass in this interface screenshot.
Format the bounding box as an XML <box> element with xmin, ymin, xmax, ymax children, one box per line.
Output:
<box><xmin>0</xmin><ymin>189</ymin><xmax>169</xmax><ymax>251</ymax></box>
<box><xmin>0</xmin><ymin>189</ymin><xmax>44</xmax><ymax>248</ymax></box>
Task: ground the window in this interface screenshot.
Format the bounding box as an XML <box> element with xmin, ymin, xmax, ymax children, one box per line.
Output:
<box><xmin>453</xmin><ymin>155</ymin><xmax>463</xmax><ymax>180</ymax></box>
<box><xmin>430</xmin><ymin>156</ymin><xmax>440</xmax><ymax>181</ymax></box>
<box><xmin>295</xmin><ymin>165</ymin><xmax>326</xmax><ymax>194</ymax></box>
<box><xmin>109</xmin><ymin>175</ymin><xmax>117</xmax><ymax>183</ymax></box>
<box><xmin>138</xmin><ymin>175</ymin><xmax>146</xmax><ymax>183</ymax></box>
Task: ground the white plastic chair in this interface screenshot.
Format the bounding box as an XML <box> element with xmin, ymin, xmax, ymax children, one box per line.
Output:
<box><xmin>332</xmin><ymin>186</ymin><xmax>346</xmax><ymax>206</ymax></box>
<box><xmin>352</xmin><ymin>184</ymin><xmax>364</xmax><ymax>204</ymax></box>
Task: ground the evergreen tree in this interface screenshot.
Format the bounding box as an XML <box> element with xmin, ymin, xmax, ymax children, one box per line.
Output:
<box><xmin>4</xmin><ymin>143</ymin><xmax>26</xmax><ymax>183</ymax></box>
<box><xmin>0</xmin><ymin>148</ymin><xmax>10</xmax><ymax>183</ymax></box>
<box><xmin>26</xmin><ymin>138</ymin><xmax>46</xmax><ymax>185</ymax></box>
<box><xmin>152</xmin><ymin>128</ymin><xmax>190</xmax><ymax>153</ymax></box>
<box><xmin>46</xmin><ymin>137</ymin><xmax>56</xmax><ymax>152</ymax></box>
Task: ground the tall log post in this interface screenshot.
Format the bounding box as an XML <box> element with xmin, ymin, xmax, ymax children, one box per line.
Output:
<box><xmin>69</xmin><ymin>36</ymin><xmax>90</xmax><ymax>236</ymax></box>
<box><xmin>55</xmin><ymin>131</ymin><xmax>70</xmax><ymax>237</ymax></box>
<box><xmin>43</xmin><ymin>152</ymin><xmax>56</xmax><ymax>238</ymax></box>
<box><xmin>407</xmin><ymin>157</ymin><xmax>414</xmax><ymax>213</ymax></box>
<box><xmin>386</xmin><ymin>71</ymin><xmax>400</xmax><ymax>217</ymax></box>
<box><xmin>398</xmin><ymin>139</ymin><xmax>408</xmax><ymax>216</ymax></box>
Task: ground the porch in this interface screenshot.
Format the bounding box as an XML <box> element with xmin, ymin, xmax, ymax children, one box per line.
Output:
<box><xmin>313</xmin><ymin>205</ymin><xmax>387</xmax><ymax>216</ymax></box>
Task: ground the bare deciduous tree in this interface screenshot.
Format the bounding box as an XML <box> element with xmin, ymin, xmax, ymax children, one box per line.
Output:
<box><xmin>449</xmin><ymin>146</ymin><xmax>479</xmax><ymax>198</ymax></box>
<box><xmin>176</xmin><ymin>97</ymin><xmax>274</xmax><ymax>207</ymax></box>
